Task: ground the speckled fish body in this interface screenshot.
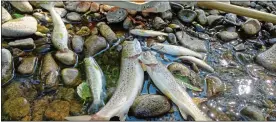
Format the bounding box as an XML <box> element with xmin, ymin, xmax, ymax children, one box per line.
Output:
<box><xmin>139</xmin><ymin>51</ymin><xmax>211</xmax><ymax>121</ymax></box>
<box><xmin>178</xmin><ymin>56</ymin><xmax>214</xmax><ymax>73</ymax></box>
<box><xmin>84</xmin><ymin>56</ymin><xmax>106</xmax><ymax>114</ymax></box>
<box><xmin>40</xmin><ymin>2</ymin><xmax>68</xmax><ymax>51</ymax></box>
<box><xmin>150</xmin><ymin>42</ymin><xmax>204</xmax><ymax>59</ymax></box>
<box><xmin>130</xmin><ymin>29</ymin><xmax>169</xmax><ymax>37</ymax></box>
<box><xmin>91</xmin><ymin>38</ymin><xmax>144</xmax><ymax>121</ymax></box>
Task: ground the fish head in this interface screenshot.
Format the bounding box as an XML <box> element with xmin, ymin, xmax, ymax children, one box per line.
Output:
<box><xmin>139</xmin><ymin>51</ymin><xmax>158</xmax><ymax>66</ymax></box>
<box><xmin>122</xmin><ymin>38</ymin><xmax>142</xmax><ymax>58</ymax></box>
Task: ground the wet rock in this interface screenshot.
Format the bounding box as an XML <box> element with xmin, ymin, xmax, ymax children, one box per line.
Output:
<box><xmin>8</xmin><ymin>38</ymin><xmax>35</xmax><ymax>50</ymax></box>
<box><xmin>34</xmin><ymin>44</ymin><xmax>52</xmax><ymax>54</ymax></box>
<box><xmin>217</xmin><ymin>31</ymin><xmax>238</xmax><ymax>42</ymax></box>
<box><xmin>10</xmin><ymin>1</ymin><xmax>33</xmax><ymax>12</ymax></box>
<box><xmin>76</xmin><ymin>26</ymin><xmax>90</xmax><ymax>36</ymax></box>
<box><xmin>55</xmin><ymin>50</ymin><xmax>77</xmax><ymax>65</ymax></box>
<box><xmin>234</xmin><ymin>43</ymin><xmax>245</xmax><ymax>51</ymax></box>
<box><xmin>178</xmin><ymin>9</ymin><xmax>197</xmax><ymax>23</ymax></box>
<box><xmin>161</xmin><ymin>10</ymin><xmax>173</xmax><ymax>20</ymax></box>
<box><xmin>54</xmin><ymin>7</ymin><xmax>67</xmax><ymax>18</ymax></box>
<box><xmin>2</xmin><ymin>16</ymin><xmax>37</xmax><ymax>37</ymax></box>
<box><xmin>205</xmin><ymin>75</ymin><xmax>225</xmax><ymax>97</ymax></box>
<box><xmin>165</xmin><ymin>27</ymin><xmax>173</xmax><ymax>33</ymax></box>
<box><xmin>2</xmin><ymin>7</ymin><xmax>12</xmax><ymax>23</ymax></box>
<box><xmin>123</xmin><ymin>17</ymin><xmax>133</xmax><ymax>30</ymax></box>
<box><xmin>207</xmin><ymin>15</ymin><xmax>223</xmax><ymax>26</ymax></box>
<box><xmin>17</xmin><ymin>57</ymin><xmax>37</xmax><ymax>75</ymax></box>
<box><xmin>41</xmin><ymin>53</ymin><xmax>59</xmax><ymax>83</ymax></box>
<box><xmin>32</xmin><ymin>96</ymin><xmax>51</xmax><ymax>121</ymax></box>
<box><xmin>196</xmin><ymin>9</ymin><xmax>207</xmax><ymax>25</ymax></box>
<box><xmin>106</xmin><ymin>8</ymin><xmax>128</xmax><ymax>23</ymax></box>
<box><xmin>37</xmin><ymin>24</ymin><xmax>50</xmax><ymax>33</ymax></box>
<box><xmin>65</xmin><ymin>2</ymin><xmax>79</xmax><ymax>11</ymax></box>
<box><xmin>12</xmin><ymin>48</ymin><xmax>25</xmax><ymax>57</ymax></box>
<box><xmin>224</xmin><ymin>13</ymin><xmax>238</xmax><ymax>25</ymax></box>
<box><xmin>70</xmin><ymin>100</ymin><xmax>82</xmax><ymax>115</ymax></box>
<box><xmin>61</xmin><ymin>68</ymin><xmax>81</xmax><ymax>87</ymax></box>
<box><xmin>242</xmin><ymin>19</ymin><xmax>261</xmax><ymax>35</ymax></box>
<box><xmin>127</xmin><ymin>9</ymin><xmax>137</xmax><ymax>16</ymax></box>
<box><xmin>66</xmin><ymin>12</ymin><xmax>81</xmax><ymax>22</ymax></box>
<box><xmin>130</xmin><ymin>94</ymin><xmax>171</xmax><ymax>117</ymax></box>
<box><xmin>269</xmin><ymin>38</ymin><xmax>276</xmax><ymax>44</ymax></box>
<box><xmin>153</xmin><ymin>17</ymin><xmax>167</xmax><ymax>30</ymax></box>
<box><xmin>55</xmin><ymin>1</ymin><xmax>65</xmax><ymax>7</ymax></box>
<box><xmin>241</xmin><ymin>106</ymin><xmax>265</xmax><ymax>121</ymax></box>
<box><xmin>168</xmin><ymin>62</ymin><xmax>191</xmax><ymax>76</ymax></box>
<box><xmin>168</xmin><ymin>33</ymin><xmax>178</xmax><ymax>45</ymax></box>
<box><xmin>84</xmin><ymin>35</ymin><xmax>107</xmax><ymax>56</ymax></box>
<box><xmin>4</xmin><ymin>82</ymin><xmax>22</xmax><ymax>100</ymax></box>
<box><xmin>256</xmin><ymin>44</ymin><xmax>276</xmax><ymax>71</ymax></box>
<box><xmin>157</xmin><ymin>36</ymin><xmax>166</xmax><ymax>43</ymax></box>
<box><xmin>97</xmin><ymin>22</ymin><xmax>117</xmax><ymax>44</ymax></box>
<box><xmin>90</xmin><ymin>2</ymin><xmax>99</xmax><ymax>12</ymax></box>
<box><xmin>56</xmin><ymin>87</ymin><xmax>75</xmax><ymax>101</ymax></box>
<box><xmin>91</xmin><ymin>27</ymin><xmax>98</xmax><ymax>35</ymax></box>
<box><xmin>45</xmin><ymin>100</ymin><xmax>70</xmax><ymax>121</ymax></box>
<box><xmin>176</xmin><ymin>31</ymin><xmax>207</xmax><ymax>52</ymax></box>
<box><xmin>76</xmin><ymin>2</ymin><xmax>91</xmax><ymax>12</ymax></box>
<box><xmin>141</xmin><ymin>12</ymin><xmax>149</xmax><ymax>17</ymax></box>
<box><xmin>1</xmin><ymin>49</ymin><xmax>13</xmax><ymax>85</ymax></box>
<box><xmin>33</xmin><ymin>12</ymin><xmax>52</xmax><ymax>23</ymax></box>
<box><xmin>103</xmin><ymin>4</ymin><xmax>112</xmax><ymax>12</ymax></box>
<box><xmin>231</xmin><ymin>1</ymin><xmax>250</xmax><ymax>7</ymax></box>
<box><xmin>208</xmin><ymin>9</ymin><xmax>220</xmax><ymax>15</ymax></box>
<box><xmin>3</xmin><ymin>97</ymin><xmax>30</xmax><ymax>120</ymax></box>
<box><xmin>72</xmin><ymin>35</ymin><xmax>84</xmax><ymax>53</ymax></box>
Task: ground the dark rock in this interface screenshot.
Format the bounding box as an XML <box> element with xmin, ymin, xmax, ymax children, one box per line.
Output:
<box><xmin>176</xmin><ymin>31</ymin><xmax>207</xmax><ymax>52</ymax></box>
<box><xmin>8</xmin><ymin>38</ymin><xmax>35</xmax><ymax>50</ymax></box>
<box><xmin>178</xmin><ymin>9</ymin><xmax>197</xmax><ymax>23</ymax></box>
<box><xmin>153</xmin><ymin>17</ymin><xmax>166</xmax><ymax>30</ymax></box>
<box><xmin>106</xmin><ymin>8</ymin><xmax>128</xmax><ymax>23</ymax></box>
<box><xmin>84</xmin><ymin>35</ymin><xmax>107</xmax><ymax>56</ymax></box>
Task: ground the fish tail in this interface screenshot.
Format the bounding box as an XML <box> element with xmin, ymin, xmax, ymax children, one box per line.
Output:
<box><xmin>88</xmin><ymin>100</ymin><xmax>105</xmax><ymax>114</ymax></box>
<box><xmin>179</xmin><ymin>108</ymin><xmax>188</xmax><ymax>120</ymax></box>
<box><xmin>40</xmin><ymin>2</ymin><xmax>55</xmax><ymax>10</ymax></box>
<box><xmin>65</xmin><ymin>115</ymin><xmax>91</xmax><ymax>121</ymax></box>
<box><xmin>91</xmin><ymin>113</ymin><xmax>110</xmax><ymax>121</ymax></box>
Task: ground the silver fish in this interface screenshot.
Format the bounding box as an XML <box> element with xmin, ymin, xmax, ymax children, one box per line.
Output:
<box><xmin>150</xmin><ymin>42</ymin><xmax>204</xmax><ymax>59</ymax></box>
<box><xmin>40</xmin><ymin>2</ymin><xmax>68</xmax><ymax>52</ymax></box>
<box><xmin>84</xmin><ymin>56</ymin><xmax>106</xmax><ymax>114</ymax></box>
<box><xmin>66</xmin><ymin>39</ymin><xmax>144</xmax><ymax>121</ymax></box>
<box><xmin>178</xmin><ymin>56</ymin><xmax>214</xmax><ymax>73</ymax></box>
<box><xmin>130</xmin><ymin>29</ymin><xmax>169</xmax><ymax>37</ymax></box>
<box><xmin>139</xmin><ymin>51</ymin><xmax>211</xmax><ymax>121</ymax></box>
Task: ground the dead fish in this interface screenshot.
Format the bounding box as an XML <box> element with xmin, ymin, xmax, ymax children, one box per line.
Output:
<box><xmin>130</xmin><ymin>29</ymin><xmax>168</xmax><ymax>37</ymax></box>
<box><xmin>139</xmin><ymin>51</ymin><xmax>211</xmax><ymax>121</ymax></box>
<box><xmin>66</xmin><ymin>39</ymin><xmax>144</xmax><ymax>121</ymax></box>
<box><xmin>178</xmin><ymin>56</ymin><xmax>214</xmax><ymax>73</ymax></box>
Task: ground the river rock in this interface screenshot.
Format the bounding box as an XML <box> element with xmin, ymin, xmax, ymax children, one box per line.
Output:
<box><xmin>256</xmin><ymin>44</ymin><xmax>276</xmax><ymax>71</ymax></box>
<box><xmin>161</xmin><ymin>10</ymin><xmax>173</xmax><ymax>20</ymax></box>
<box><xmin>130</xmin><ymin>94</ymin><xmax>171</xmax><ymax>117</ymax></box>
<box><xmin>32</xmin><ymin>96</ymin><xmax>51</xmax><ymax>121</ymax></box>
<box><xmin>176</xmin><ymin>31</ymin><xmax>207</xmax><ymax>52</ymax></box>
<box><xmin>196</xmin><ymin>9</ymin><xmax>207</xmax><ymax>25</ymax></box>
<box><xmin>10</xmin><ymin>1</ymin><xmax>33</xmax><ymax>12</ymax></box>
<box><xmin>242</xmin><ymin>19</ymin><xmax>261</xmax><ymax>35</ymax></box>
<box><xmin>65</xmin><ymin>2</ymin><xmax>79</xmax><ymax>11</ymax></box>
<box><xmin>217</xmin><ymin>31</ymin><xmax>238</xmax><ymax>42</ymax></box>
<box><xmin>241</xmin><ymin>106</ymin><xmax>265</xmax><ymax>121</ymax></box>
<box><xmin>207</xmin><ymin>15</ymin><xmax>223</xmax><ymax>26</ymax></box>
<box><xmin>97</xmin><ymin>22</ymin><xmax>118</xmax><ymax>44</ymax></box>
<box><xmin>54</xmin><ymin>7</ymin><xmax>67</xmax><ymax>18</ymax></box>
<box><xmin>1</xmin><ymin>49</ymin><xmax>13</xmax><ymax>85</ymax></box>
<box><xmin>17</xmin><ymin>57</ymin><xmax>37</xmax><ymax>75</ymax></box>
<box><xmin>106</xmin><ymin>8</ymin><xmax>128</xmax><ymax>23</ymax></box>
<box><xmin>231</xmin><ymin>1</ymin><xmax>251</xmax><ymax>7</ymax></box>
<box><xmin>178</xmin><ymin>9</ymin><xmax>197</xmax><ymax>23</ymax></box>
<box><xmin>2</xmin><ymin>7</ymin><xmax>12</xmax><ymax>23</ymax></box>
<box><xmin>8</xmin><ymin>38</ymin><xmax>35</xmax><ymax>50</ymax></box>
<box><xmin>56</xmin><ymin>87</ymin><xmax>75</xmax><ymax>101</ymax></box>
<box><xmin>153</xmin><ymin>17</ymin><xmax>167</xmax><ymax>30</ymax></box>
<box><xmin>45</xmin><ymin>100</ymin><xmax>70</xmax><ymax>121</ymax></box>
<box><xmin>165</xmin><ymin>27</ymin><xmax>173</xmax><ymax>33</ymax></box>
<box><xmin>2</xmin><ymin>16</ymin><xmax>37</xmax><ymax>37</ymax></box>
<box><xmin>3</xmin><ymin>97</ymin><xmax>30</xmax><ymax>120</ymax></box>
<box><xmin>76</xmin><ymin>2</ymin><xmax>91</xmax><ymax>12</ymax></box>
<box><xmin>41</xmin><ymin>53</ymin><xmax>59</xmax><ymax>81</ymax></box>
<box><xmin>61</xmin><ymin>68</ymin><xmax>81</xmax><ymax>87</ymax></box>
<box><xmin>66</xmin><ymin>12</ymin><xmax>81</xmax><ymax>22</ymax></box>
<box><xmin>84</xmin><ymin>35</ymin><xmax>107</xmax><ymax>56</ymax></box>
<box><xmin>123</xmin><ymin>17</ymin><xmax>133</xmax><ymax>30</ymax></box>
<box><xmin>168</xmin><ymin>33</ymin><xmax>178</xmax><ymax>45</ymax></box>
<box><xmin>90</xmin><ymin>2</ymin><xmax>99</xmax><ymax>12</ymax></box>
<box><xmin>55</xmin><ymin>50</ymin><xmax>77</xmax><ymax>65</ymax></box>
<box><xmin>72</xmin><ymin>35</ymin><xmax>84</xmax><ymax>53</ymax></box>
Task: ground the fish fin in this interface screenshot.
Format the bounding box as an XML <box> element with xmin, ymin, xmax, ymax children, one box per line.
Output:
<box><xmin>65</xmin><ymin>115</ymin><xmax>91</xmax><ymax>121</ymax></box>
<box><xmin>179</xmin><ymin>108</ymin><xmax>188</xmax><ymax>120</ymax></box>
<box><xmin>91</xmin><ymin>113</ymin><xmax>110</xmax><ymax>120</ymax></box>
<box><xmin>88</xmin><ymin>100</ymin><xmax>105</xmax><ymax>114</ymax></box>
<box><xmin>40</xmin><ymin>2</ymin><xmax>55</xmax><ymax>10</ymax></box>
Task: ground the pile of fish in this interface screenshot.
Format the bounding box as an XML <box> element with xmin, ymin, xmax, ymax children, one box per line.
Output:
<box><xmin>2</xmin><ymin>1</ymin><xmax>276</xmax><ymax>121</ymax></box>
